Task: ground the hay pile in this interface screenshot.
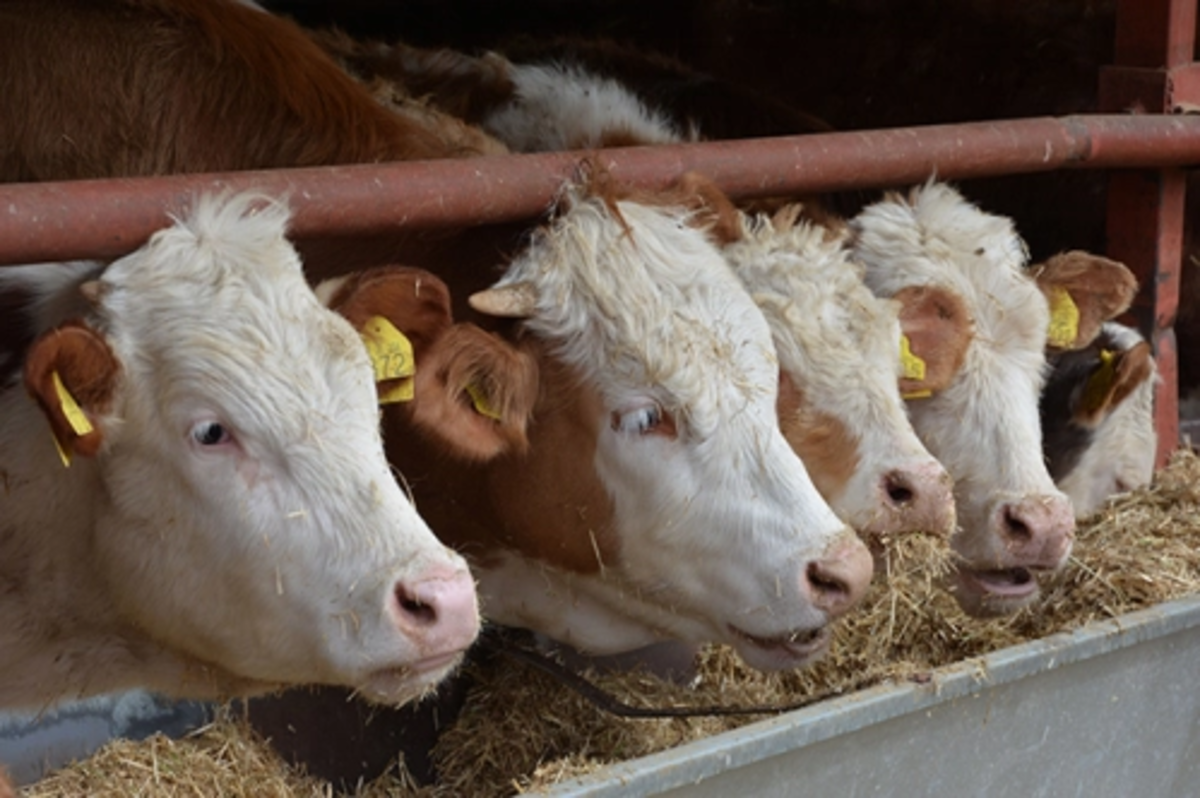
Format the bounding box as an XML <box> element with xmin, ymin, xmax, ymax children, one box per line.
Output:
<box><xmin>24</xmin><ymin>450</ymin><xmax>1200</xmax><ymax>797</ymax></box>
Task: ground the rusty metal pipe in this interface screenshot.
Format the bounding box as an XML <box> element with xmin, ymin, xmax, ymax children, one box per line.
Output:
<box><xmin>1</xmin><ymin>113</ymin><xmax>1199</xmax><ymax>266</ymax></box>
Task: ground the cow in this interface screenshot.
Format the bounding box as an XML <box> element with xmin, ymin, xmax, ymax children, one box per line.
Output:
<box><xmin>714</xmin><ymin>199</ymin><xmax>957</xmax><ymax>546</ymax></box>
<box><xmin>0</xmin><ymin>192</ymin><xmax>480</xmax><ymax>711</ymax></box>
<box><xmin>376</xmin><ymin>169</ymin><xmax>875</xmax><ymax>672</ymax></box>
<box><xmin>1042</xmin><ymin>321</ymin><xmax>1158</xmax><ymax>518</ymax></box>
<box><xmin>849</xmin><ymin>184</ymin><xmax>1138</xmax><ymax>615</ymax></box>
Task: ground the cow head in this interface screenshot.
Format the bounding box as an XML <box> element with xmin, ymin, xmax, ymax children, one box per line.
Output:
<box><xmin>20</xmin><ymin>194</ymin><xmax>478</xmax><ymax>705</ymax></box>
<box><xmin>458</xmin><ymin>172</ymin><xmax>873</xmax><ymax>671</ymax></box>
<box><xmin>1042</xmin><ymin>320</ymin><xmax>1157</xmax><ymax>517</ymax></box>
<box><xmin>719</xmin><ymin>200</ymin><xmax>956</xmax><ymax>550</ymax></box>
<box><xmin>849</xmin><ymin>182</ymin><xmax>1136</xmax><ymax>616</ymax></box>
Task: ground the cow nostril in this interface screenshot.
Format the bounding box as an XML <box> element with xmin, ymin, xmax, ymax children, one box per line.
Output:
<box><xmin>884</xmin><ymin>471</ymin><xmax>915</xmax><ymax>507</ymax></box>
<box><xmin>806</xmin><ymin>561</ymin><xmax>850</xmax><ymax>603</ymax></box>
<box><xmin>1003</xmin><ymin>506</ymin><xmax>1032</xmax><ymax>542</ymax></box>
<box><xmin>395</xmin><ymin>583</ymin><xmax>437</xmax><ymax>627</ymax></box>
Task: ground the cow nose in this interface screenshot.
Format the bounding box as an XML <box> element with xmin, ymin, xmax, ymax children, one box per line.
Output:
<box><xmin>880</xmin><ymin>461</ymin><xmax>956</xmax><ymax>537</ymax></box>
<box><xmin>804</xmin><ymin>532</ymin><xmax>874</xmax><ymax>618</ymax></box>
<box><xmin>391</xmin><ymin>566</ymin><xmax>481</xmax><ymax>653</ymax></box>
<box><xmin>996</xmin><ymin>495</ymin><xmax>1076</xmax><ymax>569</ymax></box>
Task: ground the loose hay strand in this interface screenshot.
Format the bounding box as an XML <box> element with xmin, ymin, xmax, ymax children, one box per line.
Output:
<box><xmin>23</xmin><ymin>450</ymin><xmax>1200</xmax><ymax>797</ymax></box>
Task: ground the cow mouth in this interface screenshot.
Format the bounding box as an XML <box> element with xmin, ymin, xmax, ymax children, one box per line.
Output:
<box><xmin>951</xmin><ymin>564</ymin><xmax>1043</xmax><ymax>616</ymax></box>
<box><xmin>729</xmin><ymin>623</ymin><xmax>831</xmax><ymax>669</ymax></box>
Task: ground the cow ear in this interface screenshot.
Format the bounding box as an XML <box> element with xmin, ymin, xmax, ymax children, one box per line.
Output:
<box><xmin>893</xmin><ymin>285</ymin><xmax>974</xmax><ymax>398</ymax></box>
<box><xmin>317</xmin><ymin>266</ymin><xmax>453</xmax><ymax>357</ymax></box>
<box><xmin>1072</xmin><ymin>341</ymin><xmax>1155</xmax><ymax>428</ymax></box>
<box><xmin>1032</xmin><ymin>251</ymin><xmax>1138</xmax><ymax>351</ymax></box>
<box><xmin>673</xmin><ymin>171</ymin><xmax>746</xmax><ymax>245</ymax></box>
<box><xmin>23</xmin><ymin>322</ymin><xmax>119</xmax><ymax>463</ymax></box>
<box><xmin>408</xmin><ymin>323</ymin><xmax>540</xmax><ymax>461</ymax></box>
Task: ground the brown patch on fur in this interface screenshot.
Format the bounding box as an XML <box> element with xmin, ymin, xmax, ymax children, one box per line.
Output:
<box><xmin>405</xmin><ymin>323</ymin><xmax>540</xmax><ymax>461</ymax></box>
<box><xmin>1</xmin><ymin>0</ymin><xmax>480</xmax><ymax>183</ymax></box>
<box><xmin>1073</xmin><ymin>341</ymin><xmax>1154</xmax><ymax>428</ymax></box>
<box><xmin>480</xmin><ymin>356</ymin><xmax>619</xmax><ymax>574</ymax></box>
<box><xmin>894</xmin><ymin>285</ymin><xmax>974</xmax><ymax>396</ymax></box>
<box><xmin>314</xmin><ymin>31</ymin><xmax>519</xmax><ymax>127</ymax></box>
<box><xmin>776</xmin><ymin>372</ymin><xmax>860</xmax><ymax>504</ymax></box>
<box><xmin>673</xmin><ymin>172</ymin><xmax>746</xmax><ymax>245</ymax></box>
<box><xmin>1031</xmin><ymin>251</ymin><xmax>1138</xmax><ymax>351</ymax></box>
<box><xmin>23</xmin><ymin>322</ymin><xmax>119</xmax><ymax>458</ymax></box>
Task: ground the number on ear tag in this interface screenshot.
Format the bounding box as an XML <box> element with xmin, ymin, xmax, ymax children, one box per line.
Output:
<box><xmin>360</xmin><ymin>316</ymin><xmax>416</xmax><ymax>405</ymax></box>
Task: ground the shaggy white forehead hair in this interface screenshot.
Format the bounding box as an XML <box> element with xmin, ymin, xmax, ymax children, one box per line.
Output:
<box><xmin>97</xmin><ymin>192</ymin><xmax>370</xmax><ymax>444</ymax></box>
<box><xmin>497</xmin><ymin>185</ymin><xmax>778</xmax><ymax>439</ymax></box>
<box><xmin>728</xmin><ymin>206</ymin><xmax>904</xmax><ymax>390</ymax></box>
<box><xmin>851</xmin><ymin>181</ymin><xmax>1049</xmax><ymax>365</ymax></box>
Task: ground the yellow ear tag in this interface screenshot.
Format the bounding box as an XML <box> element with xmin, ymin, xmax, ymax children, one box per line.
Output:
<box><xmin>1080</xmin><ymin>348</ymin><xmax>1118</xmax><ymax>414</ymax></box>
<box><xmin>359</xmin><ymin>316</ymin><xmax>415</xmax><ymax>405</ymax></box>
<box><xmin>464</xmin><ymin>381</ymin><xmax>503</xmax><ymax>421</ymax></box>
<box><xmin>899</xmin><ymin>334</ymin><xmax>933</xmax><ymax>400</ymax></box>
<box><xmin>1046</xmin><ymin>286</ymin><xmax>1080</xmax><ymax>349</ymax></box>
<box><xmin>51</xmin><ymin>370</ymin><xmax>94</xmax><ymax>467</ymax></box>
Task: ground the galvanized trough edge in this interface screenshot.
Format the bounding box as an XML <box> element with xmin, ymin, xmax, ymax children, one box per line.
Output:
<box><xmin>538</xmin><ymin>594</ymin><xmax>1200</xmax><ymax>797</ymax></box>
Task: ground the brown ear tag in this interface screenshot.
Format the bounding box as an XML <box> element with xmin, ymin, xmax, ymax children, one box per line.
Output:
<box><xmin>50</xmin><ymin>370</ymin><xmax>95</xmax><ymax>467</ymax></box>
<box><xmin>360</xmin><ymin>316</ymin><xmax>415</xmax><ymax>405</ymax></box>
<box><xmin>1046</xmin><ymin>286</ymin><xmax>1081</xmax><ymax>349</ymax></box>
<box><xmin>899</xmin><ymin>334</ymin><xmax>933</xmax><ymax>400</ymax></box>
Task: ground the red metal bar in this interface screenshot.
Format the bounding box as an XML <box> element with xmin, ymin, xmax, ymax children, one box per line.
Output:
<box><xmin>1102</xmin><ymin>0</ymin><xmax>1196</xmax><ymax>467</ymax></box>
<box><xmin>1</xmin><ymin>114</ymin><xmax>1199</xmax><ymax>267</ymax></box>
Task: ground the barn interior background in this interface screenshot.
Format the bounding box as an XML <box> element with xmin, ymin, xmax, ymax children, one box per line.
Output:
<box><xmin>3</xmin><ymin>0</ymin><xmax>1198</xmax><ymax>794</ymax></box>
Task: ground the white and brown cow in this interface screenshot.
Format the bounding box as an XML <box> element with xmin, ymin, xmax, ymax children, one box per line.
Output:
<box><xmin>717</xmin><ymin>201</ymin><xmax>956</xmax><ymax>544</ymax></box>
<box><xmin>0</xmin><ymin>193</ymin><xmax>479</xmax><ymax>711</ymax></box>
<box><xmin>849</xmin><ymin>184</ymin><xmax>1138</xmax><ymax>615</ymax></box>
<box><xmin>379</xmin><ymin>172</ymin><xmax>875</xmax><ymax>671</ymax></box>
<box><xmin>1042</xmin><ymin>320</ymin><xmax>1158</xmax><ymax>518</ymax></box>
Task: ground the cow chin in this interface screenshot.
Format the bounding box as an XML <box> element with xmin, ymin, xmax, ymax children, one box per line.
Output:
<box><xmin>355</xmin><ymin>650</ymin><xmax>467</xmax><ymax>706</ymax></box>
<box><xmin>727</xmin><ymin>623</ymin><xmax>832</xmax><ymax>671</ymax></box>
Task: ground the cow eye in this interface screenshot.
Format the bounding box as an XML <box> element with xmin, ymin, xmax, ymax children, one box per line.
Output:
<box><xmin>612</xmin><ymin>403</ymin><xmax>666</xmax><ymax>435</ymax></box>
<box><xmin>191</xmin><ymin>421</ymin><xmax>231</xmax><ymax>446</ymax></box>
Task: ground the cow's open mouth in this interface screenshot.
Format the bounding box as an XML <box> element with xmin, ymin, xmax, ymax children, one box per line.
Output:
<box><xmin>960</xmin><ymin>566</ymin><xmax>1037</xmax><ymax>597</ymax></box>
<box><xmin>729</xmin><ymin>623</ymin><xmax>830</xmax><ymax>667</ymax></box>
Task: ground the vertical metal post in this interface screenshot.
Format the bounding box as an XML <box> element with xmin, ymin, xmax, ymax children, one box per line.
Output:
<box><xmin>1099</xmin><ymin>0</ymin><xmax>1197</xmax><ymax>468</ymax></box>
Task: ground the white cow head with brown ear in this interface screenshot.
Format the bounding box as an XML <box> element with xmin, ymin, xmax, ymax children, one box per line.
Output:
<box><xmin>1</xmin><ymin>193</ymin><xmax>479</xmax><ymax>710</ymax></box>
<box><xmin>444</xmin><ymin>169</ymin><xmax>873</xmax><ymax>672</ymax></box>
<box><xmin>850</xmin><ymin>182</ymin><xmax>1136</xmax><ymax>616</ymax></box>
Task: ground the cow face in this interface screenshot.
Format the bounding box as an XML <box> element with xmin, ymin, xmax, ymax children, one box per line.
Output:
<box><xmin>849</xmin><ymin>183</ymin><xmax>1133</xmax><ymax>616</ymax></box>
<box><xmin>466</xmin><ymin>179</ymin><xmax>873</xmax><ymax>671</ymax></box>
<box><xmin>21</xmin><ymin>195</ymin><xmax>478</xmax><ymax>705</ymax></box>
<box><xmin>1042</xmin><ymin>321</ymin><xmax>1157</xmax><ymax>517</ymax></box>
<box><xmin>723</xmin><ymin>204</ymin><xmax>956</xmax><ymax>548</ymax></box>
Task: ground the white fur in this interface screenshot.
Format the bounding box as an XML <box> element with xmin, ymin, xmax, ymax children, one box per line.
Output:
<box><xmin>726</xmin><ymin>207</ymin><xmax>952</xmax><ymax>534</ymax></box>
<box><xmin>1056</xmin><ymin>322</ymin><xmax>1158</xmax><ymax>516</ymax></box>
<box><xmin>0</xmin><ymin>193</ymin><xmax>476</xmax><ymax>710</ymax></box>
<box><xmin>478</xmin><ymin>185</ymin><xmax>866</xmax><ymax>670</ymax></box>
<box><xmin>851</xmin><ymin>182</ymin><xmax>1071</xmax><ymax>568</ymax></box>
<box><xmin>481</xmin><ymin>60</ymin><xmax>695</xmax><ymax>152</ymax></box>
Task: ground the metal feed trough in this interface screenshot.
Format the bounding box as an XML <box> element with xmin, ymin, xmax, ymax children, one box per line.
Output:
<box><xmin>541</xmin><ymin>596</ymin><xmax>1200</xmax><ymax>797</ymax></box>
